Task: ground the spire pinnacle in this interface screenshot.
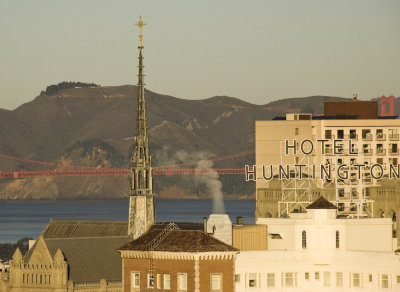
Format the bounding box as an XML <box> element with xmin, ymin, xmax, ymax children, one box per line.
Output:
<box><xmin>135</xmin><ymin>16</ymin><xmax>146</xmax><ymax>47</ymax></box>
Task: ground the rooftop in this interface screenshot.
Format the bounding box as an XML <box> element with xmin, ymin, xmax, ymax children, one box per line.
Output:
<box><xmin>306</xmin><ymin>196</ymin><xmax>337</xmax><ymax>210</ymax></box>
<box><xmin>25</xmin><ymin>236</ymin><xmax>132</xmax><ymax>283</ymax></box>
<box><xmin>120</xmin><ymin>230</ymin><xmax>238</xmax><ymax>252</ymax></box>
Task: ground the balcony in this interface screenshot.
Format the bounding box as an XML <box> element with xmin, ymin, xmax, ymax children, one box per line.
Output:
<box><xmin>376</xmin><ymin>148</ymin><xmax>386</xmax><ymax>156</ymax></box>
<box><xmin>389</xmin><ymin>134</ymin><xmax>399</xmax><ymax>141</ymax></box>
<box><xmin>362</xmin><ymin>133</ymin><xmax>373</xmax><ymax>141</ymax></box>
<box><xmin>362</xmin><ymin>149</ymin><xmax>373</xmax><ymax>156</ymax></box>
<box><xmin>345</xmin><ymin>134</ymin><xmax>358</xmax><ymax>141</ymax></box>
<box><xmin>376</xmin><ymin>134</ymin><xmax>386</xmax><ymax>141</ymax></box>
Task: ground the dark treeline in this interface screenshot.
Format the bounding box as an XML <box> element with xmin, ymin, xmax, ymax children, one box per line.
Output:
<box><xmin>41</xmin><ymin>81</ymin><xmax>100</xmax><ymax>96</ymax></box>
<box><xmin>0</xmin><ymin>238</ymin><xmax>32</xmax><ymax>261</ymax></box>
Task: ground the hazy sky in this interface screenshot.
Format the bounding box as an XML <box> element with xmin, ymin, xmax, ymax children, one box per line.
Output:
<box><xmin>1</xmin><ymin>0</ymin><xmax>399</xmax><ymax>110</ymax></box>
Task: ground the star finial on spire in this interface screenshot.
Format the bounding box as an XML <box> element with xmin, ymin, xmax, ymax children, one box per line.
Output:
<box><xmin>135</xmin><ymin>16</ymin><xmax>146</xmax><ymax>47</ymax></box>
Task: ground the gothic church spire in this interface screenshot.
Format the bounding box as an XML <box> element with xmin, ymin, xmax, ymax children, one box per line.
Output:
<box><xmin>128</xmin><ymin>16</ymin><xmax>154</xmax><ymax>239</ymax></box>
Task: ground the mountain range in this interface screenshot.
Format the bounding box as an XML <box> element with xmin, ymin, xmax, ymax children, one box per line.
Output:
<box><xmin>0</xmin><ymin>85</ymin><xmax>398</xmax><ymax>200</ymax></box>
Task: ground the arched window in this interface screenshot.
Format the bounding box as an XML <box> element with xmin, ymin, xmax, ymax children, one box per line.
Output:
<box><xmin>336</xmin><ymin>231</ymin><xmax>340</xmax><ymax>248</ymax></box>
<box><xmin>138</xmin><ymin>170</ymin><xmax>143</xmax><ymax>189</ymax></box>
<box><xmin>302</xmin><ymin>230</ymin><xmax>307</xmax><ymax>249</ymax></box>
<box><xmin>145</xmin><ymin>170</ymin><xmax>149</xmax><ymax>189</ymax></box>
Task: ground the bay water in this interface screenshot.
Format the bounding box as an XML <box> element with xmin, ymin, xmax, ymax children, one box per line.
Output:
<box><xmin>0</xmin><ymin>199</ymin><xmax>255</xmax><ymax>243</ymax></box>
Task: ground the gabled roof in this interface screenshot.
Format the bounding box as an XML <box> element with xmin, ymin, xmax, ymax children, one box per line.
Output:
<box><xmin>306</xmin><ymin>196</ymin><xmax>337</xmax><ymax>210</ymax></box>
<box><xmin>41</xmin><ymin>220</ymin><xmax>204</xmax><ymax>238</ymax></box>
<box><xmin>25</xmin><ymin>236</ymin><xmax>132</xmax><ymax>283</ymax></box>
<box><xmin>41</xmin><ymin>219</ymin><xmax>128</xmax><ymax>238</ymax></box>
<box><xmin>150</xmin><ymin>221</ymin><xmax>204</xmax><ymax>231</ymax></box>
<box><xmin>120</xmin><ymin>230</ymin><xmax>238</xmax><ymax>252</ymax></box>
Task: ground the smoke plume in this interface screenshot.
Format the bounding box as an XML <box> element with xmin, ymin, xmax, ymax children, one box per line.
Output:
<box><xmin>195</xmin><ymin>159</ymin><xmax>225</xmax><ymax>214</ymax></box>
<box><xmin>154</xmin><ymin>147</ymin><xmax>225</xmax><ymax>213</ymax></box>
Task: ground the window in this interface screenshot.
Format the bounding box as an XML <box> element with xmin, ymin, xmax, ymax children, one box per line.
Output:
<box><xmin>377</xmin><ymin>158</ymin><xmax>383</xmax><ymax>164</ymax></box>
<box><xmin>363</xmin><ymin>144</ymin><xmax>371</xmax><ymax>154</ymax></box>
<box><xmin>284</xmin><ymin>272</ymin><xmax>296</xmax><ymax>287</ymax></box>
<box><xmin>389</xmin><ymin>129</ymin><xmax>398</xmax><ymax>139</ymax></box>
<box><xmin>131</xmin><ymin>272</ymin><xmax>140</xmax><ymax>289</ymax></box>
<box><xmin>325</xmin><ymin>144</ymin><xmax>332</xmax><ymax>154</ymax></box>
<box><xmin>267</xmin><ymin>273</ymin><xmax>275</xmax><ymax>287</ymax></box>
<box><xmin>351</xmin><ymin>188</ymin><xmax>357</xmax><ymax>198</ymax></box>
<box><xmin>295</xmin><ymin>128</ymin><xmax>299</xmax><ymax>135</ymax></box>
<box><xmin>325</xmin><ymin>130</ymin><xmax>332</xmax><ymax>139</ymax></box>
<box><xmin>177</xmin><ymin>273</ymin><xmax>187</xmax><ymax>291</ymax></box>
<box><xmin>382</xmin><ymin>274</ymin><xmax>389</xmax><ymax>288</ymax></box>
<box><xmin>338</xmin><ymin>188</ymin><xmax>344</xmax><ymax>198</ymax></box>
<box><xmin>336</xmin><ymin>272</ymin><xmax>343</xmax><ymax>287</ymax></box>
<box><xmin>337</xmin><ymin>129</ymin><xmax>344</xmax><ymax>139</ymax></box>
<box><xmin>377</xmin><ymin>129</ymin><xmax>384</xmax><ymax>139</ymax></box>
<box><xmin>352</xmin><ymin>273</ymin><xmax>360</xmax><ymax>287</ymax></box>
<box><xmin>302</xmin><ymin>230</ymin><xmax>307</xmax><ymax>249</ymax></box>
<box><xmin>305</xmin><ymin>272</ymin><xmax>309</xmax><ymax>280</ymax></box>
<box><xmin>148</xmin><ymin>274</ymin><xmax>155</xmax><ymax>288</ymax></box>
<box><xmin>377</xmin><ymin>144</ymin><xmax>384</xmax><ymax>154</ymax></box>
<box><xmin>368</xmin><ymin>274</ymin><xmax>372</xmax><ymax>282</ymax></box>
<box><xmin>164</xmin><ymin>274</ymin><xmax>171</xmax><ymax>289</ymax></box>
<box><xmin>157</xmin><ymin>274</ymin><xmax>161</xmax><ymax>289</ymax></box>
<box><xmin>336</xmin><ymin>231</ymin><xmax>340</xmax><ymax>248</ymax></box>
<box><xmin>362</xmin><ymin>129</ymin><xmax>371</xmax><ymax>139</ymax></box>
<box><xmin>389</xmin><ymin>158</ymin><xmax>398</xmax><ymax>165</ymax></box>
<box><xmin>234</xmin><ymin>274</ymin><xmax>240</xmax><ymax>283</ymax></box>
<box><xmin>350</xmin><ymin>129</ymin><xmax>357</xmax><ymax>139</ymax></box>
<box><xmin>349</xmin><ymin>142</ymin><xmax>357</xmax><ymax>153</ymax></box>
<box><xmin>397</xmin><ymin>275</ymin><xmax>400</xmax><ymax>284</ymax></box>
<box><xmin>315</xmin><ymin>272</ymin><xmax>320</xmax><ymax>280</ymax></box>
<box><xmin>211</xmin><ymin>274</ymin><xmax>221</xmax><ymax>290</ymax></box>
<box><xmin>390</xmin><ymin>143</ymin><xmax>398</xmax><ymax>153</ymax></box>
<box><xmin>248</xmin><ymin>273</ymin><xmax>257</xmax><ymax>287</ymax></box>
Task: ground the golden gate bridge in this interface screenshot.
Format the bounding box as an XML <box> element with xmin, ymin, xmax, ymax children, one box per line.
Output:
<box><xmin>0</xmin><ymin>150</ymin><xmax>254</xmax><ymax>179</ymax></box>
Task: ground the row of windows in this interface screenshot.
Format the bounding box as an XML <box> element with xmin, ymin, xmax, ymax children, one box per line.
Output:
<box><xmin>324</xmin><ymin>129</ymin><xmax>399</xmax><ymax>140</ymax></box>
<box><xmin>237</xmin><ymin>272</ymin><xmax>400</xmax><ymax>288</ymax></box>
<box><xmin>301</xmin><ymin>230</ymin><xmax>340</xmax><ymax>249</ymax></box>
<box><xmin>331</xmin><ymin>157</ymin><xmax>399</xmax><ymax>165</ymax></box>
<box><xmin>22</xmin><ymin>274</ymin><xmax>51</xmax><ymax>285</ymax></box>
<box><xmin>130</xmin><ymin>272</ymin><xmax>222</xmax><ymax>291</ymax></box>
<box><xmin>324</xmin><ymin>143</ymin><xmax>398</xmax><ymax>155</ymax></box>
<box><xmin>294</xmin><ymin>128</ymin><xmax>400</xmax><ymax>140</ymax></box>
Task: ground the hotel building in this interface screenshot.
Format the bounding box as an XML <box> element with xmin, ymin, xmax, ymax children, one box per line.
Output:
<box><xmin>254</xmin><ymin>98</ymin><xmax>400</xmax><ymax>245</ymax></box>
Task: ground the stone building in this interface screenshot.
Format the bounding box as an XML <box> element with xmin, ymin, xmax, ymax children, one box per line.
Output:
<box><xmin>119</xmin><ymin>228</ymin><xmax>238</xmax><ymax>292</ymax></box>
<box><xmin>1</xmin><ymin>220</ymin><xmax>131</xmax><ymax>292</ymax></box>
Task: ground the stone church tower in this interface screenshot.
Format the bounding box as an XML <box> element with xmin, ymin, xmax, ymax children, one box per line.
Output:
<box><xmin>128</xmin><ymin>16</ymin><xmax>155</xmax><ymax>239</ymax></box>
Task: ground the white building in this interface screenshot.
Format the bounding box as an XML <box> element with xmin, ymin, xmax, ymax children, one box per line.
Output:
<box><xmin>235</xmin><ymin>197</ymin><xmax>400</xmax><ymax>291</ymax></box>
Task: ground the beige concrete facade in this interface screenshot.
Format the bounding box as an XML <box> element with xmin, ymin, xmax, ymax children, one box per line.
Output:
<box><xmin>232</xmin><ymin>225</ymin><xmax>268</xmax><ymax>251</ymax></box>
<box><xmin>254</xmin><ymin>115</ymin><xmax>400</xmax><ymax>245</ymax></box>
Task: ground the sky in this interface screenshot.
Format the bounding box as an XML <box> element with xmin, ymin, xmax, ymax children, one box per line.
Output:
<box><xmin>1</xmin><ymin>0</ymin><xmax>399</xmax><ymax>110</ymax></box>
